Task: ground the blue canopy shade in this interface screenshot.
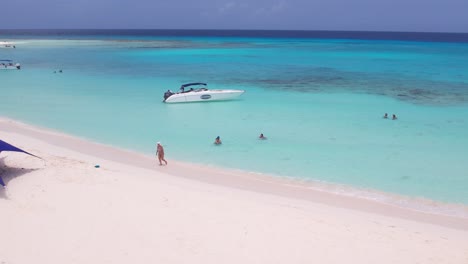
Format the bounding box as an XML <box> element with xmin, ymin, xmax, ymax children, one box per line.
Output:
<box><xmin>0</xmin><ymin>60</ymin><xmax>13</xmax><ymax>62</ymax></box>
<box><xmin>0</xmin><ymin>139</ymin><xmax>34</xmax><ymax>155</ymax></box>
<box><xmin>0</xmin><ymin>139</ymin><xmax>40</xmax><ymax>187</ymax></box>
<box><xmin>181</xmin><ymin>82</ymin><xmax>207</xmax><ymax>88</ymax></box>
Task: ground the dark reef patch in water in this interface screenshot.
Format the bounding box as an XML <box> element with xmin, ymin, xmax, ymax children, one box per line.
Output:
<box><xmin>226</xmin><ymin>67</ymin><xmax>468</xmax><ymax>106</ymax></box>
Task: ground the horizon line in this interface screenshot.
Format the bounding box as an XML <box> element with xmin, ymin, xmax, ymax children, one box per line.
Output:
<box><xmin>1</xmin><ymin>28</ymin><xmax>468</xmax><ymax>34</ymax></box>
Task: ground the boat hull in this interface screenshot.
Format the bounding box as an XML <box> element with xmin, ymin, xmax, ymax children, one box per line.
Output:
<box><xmin>164</xmin><ymin>89</ymin><xmax>244</xmax><ymax>103</ymax></box>
<box><xmin>0</xmin><ymin>66</ymin><xmax>20</xmax><ymax>70</ymax></box>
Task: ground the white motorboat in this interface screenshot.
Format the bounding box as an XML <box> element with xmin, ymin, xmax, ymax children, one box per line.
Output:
<box><xmin>0</xmin><ymin>41</ymin><xmax>16</xmax><ymax>48</ymax></box>
<box><xmin>0</xmin><ymin>60</ymin><xmax>21</xmax><ymax>70</ymax></box>
<box><xmin>0</xmin><ymin>41</ymin><xmax>16</xmax><ymax>49</ymax></box>
<box><xmin>163</xmin><ymin>83</ymin><xmax>244</xmax><ymax>103</ymax></box>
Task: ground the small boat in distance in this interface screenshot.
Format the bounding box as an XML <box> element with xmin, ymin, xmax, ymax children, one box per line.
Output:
<box><xmin>163</xmin><ymin>83</ymin><xmax>245</xmax><ymax>103</ymax></box>
<box><xmin>0</xmin><ymin>41</ymin><xmax>16</xmax><ymax>48</ymax></box>
<box><xmin>0</xmin><ymin>60</ymin><xmax>21</xmax><ymax>70</ymax></box>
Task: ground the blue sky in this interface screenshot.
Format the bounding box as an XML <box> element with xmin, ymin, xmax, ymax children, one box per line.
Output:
<box><xmin>3</xmin><ymin>0</ymin><xmax>468</xmax><ymax>32</ymax></box>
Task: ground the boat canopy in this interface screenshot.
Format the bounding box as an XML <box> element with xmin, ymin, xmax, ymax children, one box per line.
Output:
<box><xmin>181</xmin><ymin>83</ymin><xmax>207</xmax><ymax>88</ymax></box>
<box><xmin>0</xmin><ymin>60</ymin><xmax>13</xmax><ymax>62</ymax></box>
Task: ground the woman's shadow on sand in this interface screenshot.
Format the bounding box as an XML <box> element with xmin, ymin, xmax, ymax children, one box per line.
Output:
<box><xmin>0</xmin><ymin>157</ymin><xmax>40</xmax><ymax>199</ymax></box>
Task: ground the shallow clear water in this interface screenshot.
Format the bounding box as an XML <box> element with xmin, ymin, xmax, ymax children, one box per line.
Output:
<box><xmin>1</xmin><ymin>33</ymin><xmax>468</xmax><ymax>209</ymax></box>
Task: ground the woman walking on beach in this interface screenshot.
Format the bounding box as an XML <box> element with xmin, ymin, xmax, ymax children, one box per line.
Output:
<box><xmin>156</xmin><ymin>142</ymin><xmax>168</xmax><ymax>166</ymax></box>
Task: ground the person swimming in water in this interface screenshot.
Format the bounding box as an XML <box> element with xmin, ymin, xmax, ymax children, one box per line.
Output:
<box><xmin>214</xmin><ymin>136</ymin><xmax>222</xmax><ymax>145</ymax></box>
<box><xmin>392</xmin><ymin>114</ymin><xmax>398</xmax><ymax>120</ymax></box>
<box><xmin>259</xmin><ymin>133</ymin><xmax>267</xmax><ymax>140</ymax></box>
<box><xmin>383</xmin><ymin>113</ymin><xmax>388</xmax><ymax>119</ymax></box>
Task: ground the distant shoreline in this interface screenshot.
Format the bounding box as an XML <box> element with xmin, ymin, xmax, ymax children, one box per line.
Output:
<box><xmin>1</xmin><ymin>29</ymin><xmax>468</xmax><ymax>42</ymax></box>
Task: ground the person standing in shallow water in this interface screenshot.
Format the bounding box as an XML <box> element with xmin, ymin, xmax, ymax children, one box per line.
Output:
<box><xmin>214</xmin><ymin>136</ymin><xmax>222</xmax><ymax>145</ymax></box>
<box><xmin>156</xmin><ymin>142</ymin><xmax>168</xmax><ymax>165</ymax></box>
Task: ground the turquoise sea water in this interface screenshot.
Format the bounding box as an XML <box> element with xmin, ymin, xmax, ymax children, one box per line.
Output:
<box><xmin>1</xmin><ymin>32</ymin><xmax>468</xmax><ymax>212</ymax></box>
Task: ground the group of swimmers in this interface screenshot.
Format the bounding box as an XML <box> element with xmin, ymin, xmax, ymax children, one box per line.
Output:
<box><xmin>214</xmin><ymin>133</ymin><xmax>267</xmax><ymax>145</ymax></box>
<box><xmin>155</xmin><ymin>133</ymin><xmax>267</xmax><ymax>166</ymax></box>
<box><xmin>383</xmin><ymin>113</ymin><xmax>397</xmax><ymax>120</ymax></box>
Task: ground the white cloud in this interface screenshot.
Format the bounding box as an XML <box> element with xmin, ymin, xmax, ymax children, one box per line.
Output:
<box><xmin>271</xmin><ymin>1</ymin><xmax>286</xmax><ymax>13</ymax></box>
<box><xmin>218</xmin><ymin>2</ymin><xmax>237</xmax><ymax>13</ymax></box>
<box><xmin>254</xmin><ymin>1</ymin><xmax>287</xmax><ymax>15</ymax></box>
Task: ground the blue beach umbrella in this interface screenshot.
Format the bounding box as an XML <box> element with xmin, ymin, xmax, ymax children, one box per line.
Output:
<box><xmin>0</xmin><ymin>139</ymin><xmax>41</xmax><ymax>187</ymax></box>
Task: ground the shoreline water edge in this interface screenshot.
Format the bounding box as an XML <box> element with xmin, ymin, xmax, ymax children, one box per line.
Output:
<box><xmin>2</xmin><ymin>116</ymin><xmax>468</xmax><ymax>263</ymax></box>
<box><xmin>1</xmin><ymin>116</ymin><xmax>467</xmax><ymax>229</ymax></box>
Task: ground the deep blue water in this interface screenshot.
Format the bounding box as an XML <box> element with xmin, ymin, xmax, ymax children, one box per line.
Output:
<box><xmin>2</xmin><ymin>29</ymin><xmax>468</xmax><ymax>42</ymax></box>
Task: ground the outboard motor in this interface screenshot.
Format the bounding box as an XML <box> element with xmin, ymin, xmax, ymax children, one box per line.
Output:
<box><xmin>163</xmin><ymin>90</ymin><xmax>174</xmax><ymax>101</ymax></box>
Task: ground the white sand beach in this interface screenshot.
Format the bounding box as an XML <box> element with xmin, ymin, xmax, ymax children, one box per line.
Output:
<box><xmin>1</xmin><ymin>117</ymin><xmax>467</xmax><ymax>264</ymax></box>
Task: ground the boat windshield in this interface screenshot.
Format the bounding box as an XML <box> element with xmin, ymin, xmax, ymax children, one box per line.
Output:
<box><xmin>180</xmin><ymin>83</ymin><xmax>207</xmax><ymax>92</ymax></box>
<box><xmin>181</xmin><ymin>82</ymin><xmax>207</xmax><ymax>89</ymax></box>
